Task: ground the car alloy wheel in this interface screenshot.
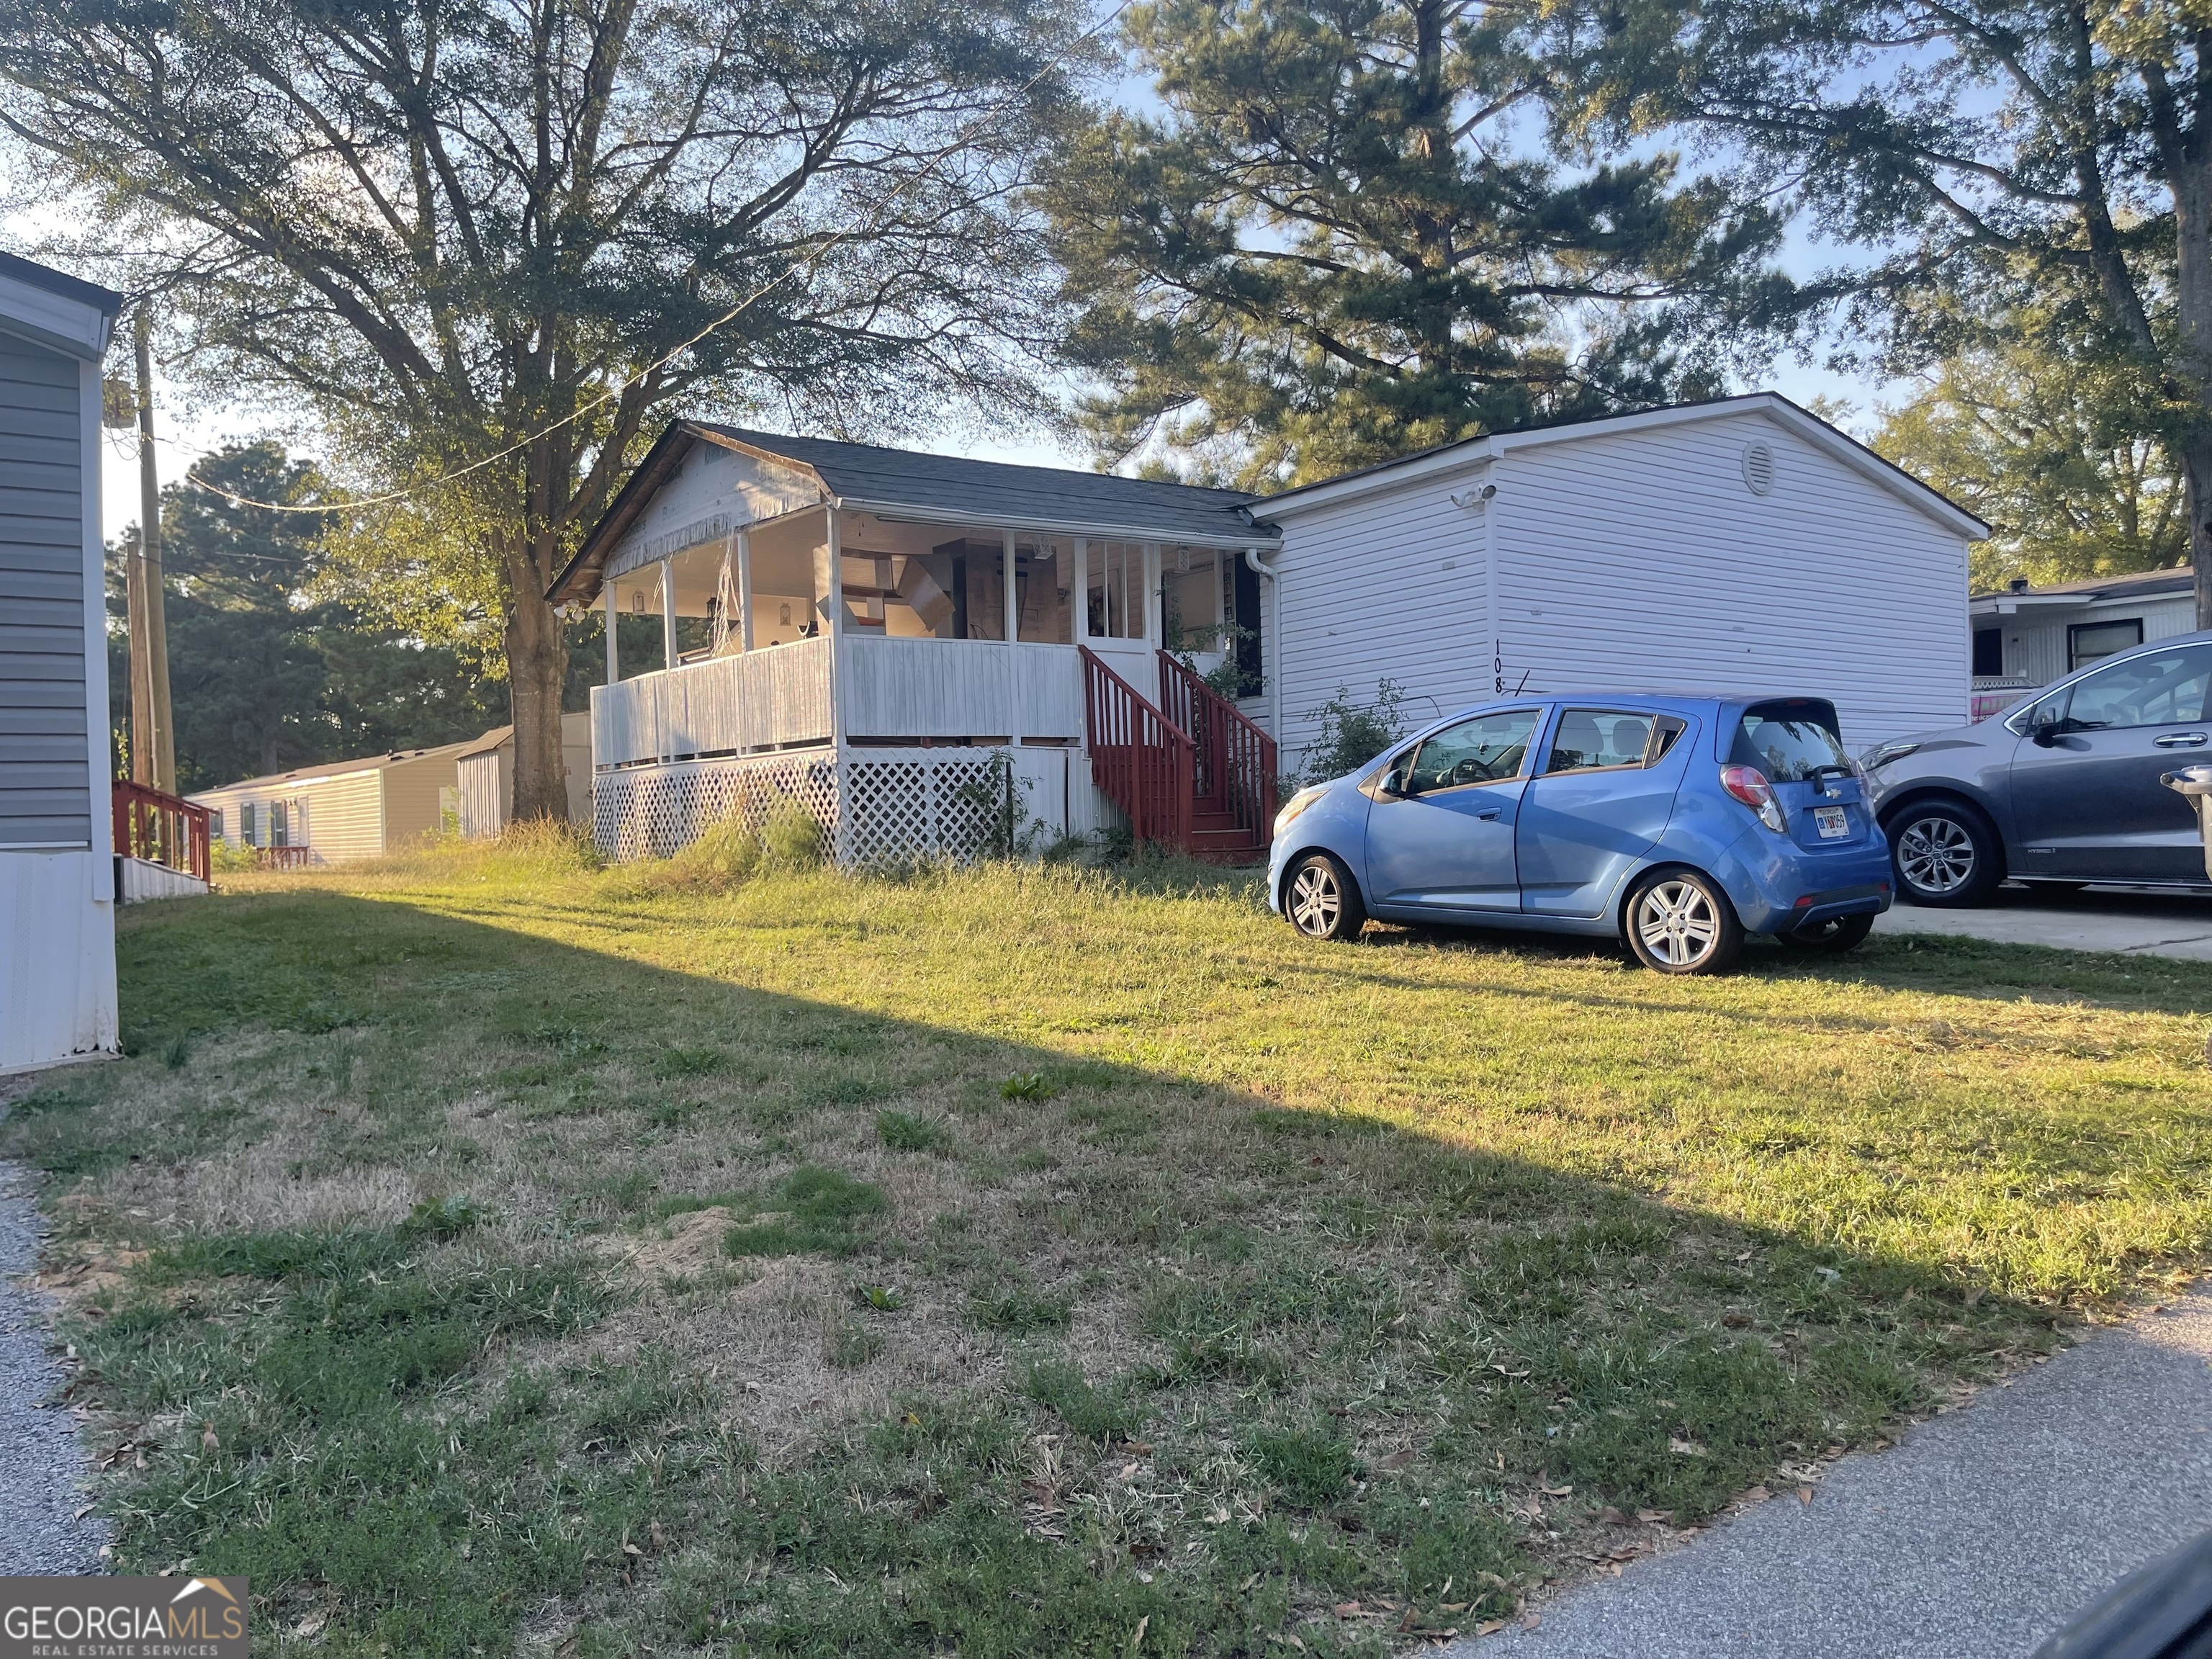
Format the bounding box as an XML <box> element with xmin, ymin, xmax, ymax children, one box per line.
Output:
<box><xmin>1633</xmin><ymin>877</ymin><xmax>1722</xmax><ymax>969</ymax></box>
<box><xmin>1284</xmin><ymin>851</ymin><xmax>1367</xmax><ymax>942</ymax></box>
<box><xmin>1288</xmin><ymin>860</ymin><xmax>1343</xmax><ymax>937</ymax></box>
<box><xmin>1895</xmin><ymin>814</ymin><xmax>1977</xmax><ymax>896</ymax></box>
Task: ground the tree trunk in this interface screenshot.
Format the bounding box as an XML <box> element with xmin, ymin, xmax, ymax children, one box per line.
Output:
<box><xmin>506</xmin><ymin>572</ymin><xmax>570</xmax><ymax>824</ymax></box>
<box><xmin>2192</xmin><ymin>435</ymin><xmax>2212</xmax><ymax>628</ymax></box>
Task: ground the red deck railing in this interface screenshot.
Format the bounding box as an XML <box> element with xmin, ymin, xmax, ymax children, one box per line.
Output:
<box><xmin>256</xmin><ymin>846</ymin><xmax>313</xmax><ymax>869</ymax></box>
<box><xmin>112</xmin><ymin>779</ymin><xmax>212</xmax><ymax>883</ymax></box>
<box><xmin>1081</xmin><ymin>646</ymin><xmax>1194</xmax><ymax>851</ymax></box>
<box><xmin>1156</xmin><ymin>652</ymin><xmax>1280</xmax><ymax>841</ymax></box>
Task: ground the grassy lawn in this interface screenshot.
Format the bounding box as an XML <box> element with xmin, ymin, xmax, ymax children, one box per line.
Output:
<box><xmin>10</xmin><ymin>834</ymin><xmax>2212</xmax><ymax>1656</ymax></box>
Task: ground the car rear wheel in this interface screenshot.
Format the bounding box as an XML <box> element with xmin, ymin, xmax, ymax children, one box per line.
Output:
<box><xmin>1284</xmin><ymin>852</ymin><xmax>1367</xmax><ymax>942</ymax></box>
<box><xmin>1776</xmin><ymin>912</ymin><xmax>1875</xmax><ymax>953</ymax></box>
<box><xmin>1624</xmin><ymin>870</ymin><xmax>1743</xmax><ymax>974</ymax></box>
<box><xmin>1888</xmin><ymin>799</ymin><xmax>2002</xmax><ymax>907</ymax></box>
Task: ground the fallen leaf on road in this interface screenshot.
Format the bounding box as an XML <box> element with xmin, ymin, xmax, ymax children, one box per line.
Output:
<box><xmin>1798</xmin><ymin>1486</ymin><xmax>1814</xmax><ymax>1506</ymax></box>
<box><xmin>1744</xmin><ymin>1485</ymin><xmax>1771</xmax><ymax>1503</ymax></box>
<box><xmin>1521</xmin><ymin>1613</ymin><xmax>1542</xmax><ymax>1631</ymax></box>
<box><xmin>1476</xmin><ymin>1622</ymin><xmax>1506</xmax><ymax>1636</ymax></box>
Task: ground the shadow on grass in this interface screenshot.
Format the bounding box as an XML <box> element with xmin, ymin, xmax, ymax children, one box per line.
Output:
<box><xmin>2</xmin><ymin>878</ymin><xmax>2182</xmax><ymax>1658</ymax></box>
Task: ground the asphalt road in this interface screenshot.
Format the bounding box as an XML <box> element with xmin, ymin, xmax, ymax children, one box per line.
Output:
<box><xmin>1444</xmin><ymin>1287</ymin><xmax>2212</xmax><ymax>1659</ymax></box>
<box><xmin>0</xmin><ymin>1156</ymin><xmax>106</xmax><ymax>1574</ymax></box>
<box><xmin>1874</xmin><ymin>884</ymin><xmax>2212</xmax><ymax>960</ymax></box>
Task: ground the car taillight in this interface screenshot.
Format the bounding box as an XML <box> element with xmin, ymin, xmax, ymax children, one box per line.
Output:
<box><xmin>1720</xmin><ymin>764</ymin><xmax>1787</xmax><ymax>832</ymax></box>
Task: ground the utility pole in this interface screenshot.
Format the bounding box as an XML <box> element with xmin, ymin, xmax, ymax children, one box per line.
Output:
<box><xmin>132</xmin><ymin>307</ymin><xmax>175</xmax><ymax>794</ymax></box>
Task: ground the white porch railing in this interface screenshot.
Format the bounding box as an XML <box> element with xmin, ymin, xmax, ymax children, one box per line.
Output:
<box><xmin>593</xmin><ymin>635</ymin><xmax>832</xmax><ymax>768</ymax></box>
<box><xmin>842</xmin><ymin>637</ymin><xmax>1083</xmax><ymax>740</ymax></box>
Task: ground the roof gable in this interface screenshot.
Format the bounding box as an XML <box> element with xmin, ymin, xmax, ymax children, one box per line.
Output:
<box><xmin>1255</xmin><ymin>393</ymin><xmax>1988</xmax><ymax>539</ymax></box>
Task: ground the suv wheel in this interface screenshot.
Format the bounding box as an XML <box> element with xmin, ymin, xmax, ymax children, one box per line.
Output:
<box><xmin>1888</xmin><ymin>799</ymin><xmax>2002</xmax><ymax>907</ymax></box>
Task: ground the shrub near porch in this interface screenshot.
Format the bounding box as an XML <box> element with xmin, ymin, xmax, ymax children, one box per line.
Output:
<box><xmin>12</xmin><ymin>840</ymin><xmax>2212</xmax><ymax>1656</ymax></box>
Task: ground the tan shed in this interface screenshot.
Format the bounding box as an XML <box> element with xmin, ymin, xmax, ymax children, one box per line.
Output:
<box><xmin>454</xmin><ymin>712</ymin><xmax>592</xmax><ymax>838</ymax></box>
<box><xmin>188</xmin><ymin>741</ymin><xmax>474</xmax><ymax>866</ymax></box>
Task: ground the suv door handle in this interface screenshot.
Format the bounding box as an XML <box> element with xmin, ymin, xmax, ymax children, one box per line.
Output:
<box><xmin>2155</xmin><ymin>732</ymin><xmax>2209</xmax><ymax>747</ymax></box>
<box><xmin>1475</xmin><ymin>807</ymin><xmax>1502</xmax><ymax>820</ymax></box>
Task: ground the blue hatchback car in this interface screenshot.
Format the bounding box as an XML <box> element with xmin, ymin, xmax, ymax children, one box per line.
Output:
<box><xmin>1267</xmin><ymin>693</ymin><xmax>1893</xmax><ymax>973</ymax></box>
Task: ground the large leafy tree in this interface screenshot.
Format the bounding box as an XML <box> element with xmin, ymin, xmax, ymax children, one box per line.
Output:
<box><xmin>1044</xmin><ymin>0</ymin><xmax>1794</xmax><ymax>485</ymax></box>
<box><xmin>1552</xmin><ymin>0</ymin><xmax>2212</xmax><ymax>621</ymax></box>
<box><xmin>2</xmin><ymin>0</ymin><xmax>1085</xmax><ymax>815</ymax></box>
<box><xmin>1876</xmin><ymin>321</ymin><xmax>2184</xmax><ymax>593</ymax></box>
<box><xmin>109</xmin><ymin>443</ymin><xmax>521</xmax><ymax>791</ymax></box>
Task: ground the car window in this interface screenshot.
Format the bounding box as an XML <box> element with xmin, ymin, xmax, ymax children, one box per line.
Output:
<box><xmin>1732</xmin><ymin>699</ymin><xmax>1851</xmax><ymax>781</ymax></box>
<box><xmin>2060</xmin><ymin>644</ymin><xmax>2212</xmax><ymax>729</ymax></box>
<box><xmin>1407</xmin><ymin>709</ymin><xmax>1541</xmax><ymax>792</ymax></box>
<box><xmin>1546</xmin><ymin>710</ymin><xmax>1660</xmax><ymax>774</ymax></box>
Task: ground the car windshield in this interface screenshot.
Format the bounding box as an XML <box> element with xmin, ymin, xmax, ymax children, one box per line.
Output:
<box><xmin>1732</xmin><ymin>700</ymin><xmax>1850</xmax><ymax>781</ymax></box>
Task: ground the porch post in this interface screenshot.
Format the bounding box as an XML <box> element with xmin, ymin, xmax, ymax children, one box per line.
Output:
<box><xmin>826</xmin><ymin>505</ymin><xmax>846</xmax><ymax>743</ymax></box>
<box><xmin>737</xmin><ymin>527</ymin><xmax>754</xmax><ymax>652</ymax></box>
<box><xmin>660</xmin><ymin>561</ymin><xmax>678</xmax><ymax>670</ymax></box>
<box><xmin>1073</xmin><ymin>539</ymin><xmax>1089</xmax><ymax>642</ymax></box>
<box><xmin>1003</xmin><ymin>529</ymin><xmax>1022</xmax><ymax>746</ymax></box>
<box><xmin>1143</xmin><ymin>542</ymin><xmax>1161</xmax><ymax>649</ymax></box>
<box><xmin>603</xmin><ymin>583</ymin><xmax>619</xmax><ymax>685</ymax></box>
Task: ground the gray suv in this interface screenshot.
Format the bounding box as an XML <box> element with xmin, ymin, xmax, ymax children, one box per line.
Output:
<box><xmin>1864</xmin><ymin>630</ymin><xmax>2212</xmax><ymax>905</ymax></box>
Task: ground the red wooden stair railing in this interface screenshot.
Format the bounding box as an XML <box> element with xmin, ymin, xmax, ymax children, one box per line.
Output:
<box><xmin>1156</xmin><ymin>652</ymin><xmax>1279</xmax><ymax>851</ymax></box>
<box><xmin>112</xmin><ymin>779</ymin><xmax>212</xmax><ymax>883</ymax></box>
<box><xmin>1080</xmin><ymin>646</ymin><xmax>1194</xmax><ymax>852</ymax></box>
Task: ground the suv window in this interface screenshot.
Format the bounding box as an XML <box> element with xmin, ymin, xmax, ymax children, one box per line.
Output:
<box><xmin>2051</xmin><ymin>644</ymin><xmax>2212</xmax><ymax>729</ymax></box>
<box><xmin>1732</xmin><ymin>699</ymin><xmax>1851</xmax><ymax>781</ymax></box>
<box><xmin>1406</xmin><ymin>709</ymin><xmax>1541</xmax><ymax>792</ymax></box>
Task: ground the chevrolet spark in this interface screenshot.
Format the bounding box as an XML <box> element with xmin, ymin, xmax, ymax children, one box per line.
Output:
<box><xmin>1267</xmin><ymin>694</ymin><xmax>1892</xmax><ymax>974</ymax></box>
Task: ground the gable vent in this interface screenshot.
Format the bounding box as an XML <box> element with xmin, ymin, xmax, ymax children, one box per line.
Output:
<box><xmin>1742</xmin><ymin>441</ymin><xmax>1776</xmax><ymax>496</ymax></box>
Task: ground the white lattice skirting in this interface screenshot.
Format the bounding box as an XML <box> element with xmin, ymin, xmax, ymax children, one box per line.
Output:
<box><xmin>592</xmin><ymin>746</ymin><xmax>1105</xmax><ymax>866</ymax></box>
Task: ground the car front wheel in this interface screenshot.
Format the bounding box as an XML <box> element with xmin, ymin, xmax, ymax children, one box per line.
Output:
<box><xmin>1888</xmin><ymin>800</ymin><xmax>2002</xmax><ymax>907</ymax></box>
<box><xmin>1284</xmin><ymin>852</ymin><xmax>1367</xmax><ymax>942</ymax></box>
<box><xmin>1624</xmin><ymin>870</ymin><xmax>1743</xmax><ymax>974</ymax></box>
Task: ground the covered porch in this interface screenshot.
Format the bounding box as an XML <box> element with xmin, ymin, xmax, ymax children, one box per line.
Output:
<box><xmin>551</xmin><ymin>424</ymin><xmax>1282</xmax><ymax>863</ymax></box>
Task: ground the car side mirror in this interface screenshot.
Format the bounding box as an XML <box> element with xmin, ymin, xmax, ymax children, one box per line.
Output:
<box><xmin>2031</xmin><ymin>719</ymin><xmax>2069</xmax><ymax>747</ymax></box>
<box><xmin>1380</xmin><ymin>767</ymin><xmax>1409</xmax><ymax>797</ymax></box>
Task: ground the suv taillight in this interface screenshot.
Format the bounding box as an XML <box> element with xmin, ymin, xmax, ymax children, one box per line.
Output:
<box><xmin>1720</xmin><ymin>764</ymin><xmax>1787</xmax><ymax>832</ymax></box>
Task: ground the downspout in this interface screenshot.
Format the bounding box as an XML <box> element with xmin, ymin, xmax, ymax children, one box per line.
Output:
<box><xmin>1244</xmin><ymin>546</ymin><xmax>1278</xmax><ymax>739</ymax></box>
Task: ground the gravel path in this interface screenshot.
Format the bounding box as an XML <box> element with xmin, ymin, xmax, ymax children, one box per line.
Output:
<box><xmin>0</xmin><ymin>1156</ymin><xmax>107</xmax><ymax>1573</ymax></box>
<box><xmin>1447</xmin><ymin>1286</ymin><xmax>2212</xmax><ymax>1659</ymax></box>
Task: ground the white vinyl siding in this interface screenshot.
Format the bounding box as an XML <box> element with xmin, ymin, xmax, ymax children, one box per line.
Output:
<box><xmin>1489</xmin><ymin>413</ymin><xmax>1966</xmax><ymax>746</ymax></box>
<box><xmin>0</xmin><ymin>335</ymin><xmax>91</xmax><ymax>845</ymax></box>
<box><xmin>1985</xmin><ymin>595</ymin><xmax>2196</xmax><ymax>687</ymax></box>
<box><xmin>1269</xmin><ymin>471</ymin><xmax>1491</xmax><ymax>772</ymax></box>
<box><xmin>1266</xmin><ymin>408</ymin><xmax>1972</xmax><ymax>764</ymax></box>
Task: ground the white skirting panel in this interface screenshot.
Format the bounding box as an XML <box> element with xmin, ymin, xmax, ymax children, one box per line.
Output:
<box><xmin>118</xmin><ymin>857</ymin><xmax>211</xmax><ymax>904</ymax></box>
<box><xmin>592</xmin><ymin>743</ymin><xmax>1119</xmax><ymax>866</ymax></box>
<box><xmin>0</xmin><ymin>850</ymin><xmax>118</xmax><ymax>1073</ymax></box>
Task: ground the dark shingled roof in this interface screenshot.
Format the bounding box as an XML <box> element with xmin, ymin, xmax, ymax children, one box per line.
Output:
<box><xmin>549</xmin><ymin>421</ymin><xmax>1274</xmax><ymax>606</ymax></box>
<box><xmin>1972</xmin><ymin>567</ymin><xmax>2194</xmax><ymax>603</ymax></box>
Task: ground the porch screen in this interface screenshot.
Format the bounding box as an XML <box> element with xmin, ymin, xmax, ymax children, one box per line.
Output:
<box><xmin>1015</xmin><ymin>538</ymin><xmax>1072</xmax><ymax>644</ymax></box>
<box><xmin>1087</xmin><ymin>540</ymin><xmax>1144</xmax><ymax>639</ymax></box>
<box><xmin>1161</xmin><ymin>545</ymin><xmax>1223</xmax><ymax>652</ymax></box>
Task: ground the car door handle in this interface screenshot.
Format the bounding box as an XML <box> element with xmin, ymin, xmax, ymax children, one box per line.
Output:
<box><xmin>2155</xmin><ymin>732</ymin><xmax>2209</xmax><ymax>747</ymax></box>
<box><xmin>1475</xmin><ymin>807</ymin><xmax>1502</xmax><ymax>820</ymax></box>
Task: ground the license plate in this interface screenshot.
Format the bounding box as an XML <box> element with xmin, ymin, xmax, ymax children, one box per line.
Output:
<box><xmin>1813</xmin><ymin>806</ymin><xmax>1849</xmax><ymax>840</ymax></box>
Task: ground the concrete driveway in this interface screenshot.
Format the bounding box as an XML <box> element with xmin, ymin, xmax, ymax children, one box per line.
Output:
<box><xmin>1874</xmin><ymin>884</ymin><xmax>2212</xmax><ymax>961</ymax></box>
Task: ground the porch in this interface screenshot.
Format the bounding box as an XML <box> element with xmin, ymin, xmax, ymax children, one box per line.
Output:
<box><xmin>559</xmin><ymin>427</ymin><xmax>1283</xmax><ymax>865</ymax></box>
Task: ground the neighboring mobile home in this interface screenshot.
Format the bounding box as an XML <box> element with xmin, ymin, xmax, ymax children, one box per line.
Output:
<box><xmin>0</xmin><ymin>253</ymin><xmax>122</xmax><ymax>1072</ymax></box>
<box><xmin>552</xmin><ymin>397</ymin><xmax>1982</xmax><ymax>866</ymax></box>
<box><xmin>1969</xmin><ymin>567</ymin><xmax>2197</xmax><ymax>721</ymax></box>
<box><xmin>190</xmin><ymin>741</ymin><xmax>472</xmax><ymax>865</ymax></box>
<box><xmin>454</xmin><ymin>712</ymin><xmax>593</xmax><ymax>838</ymax></box>
<box><xmin>1254</xmin><ymin>394</ymin><xmax>1988</xmax><ymax>767</ymax></box>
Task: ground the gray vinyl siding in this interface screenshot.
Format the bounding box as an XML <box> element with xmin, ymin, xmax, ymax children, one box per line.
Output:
<box><xmin>0</xmin><ymin>337</ymin><xmax>89</xmax><ymax>846</ymax></box>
